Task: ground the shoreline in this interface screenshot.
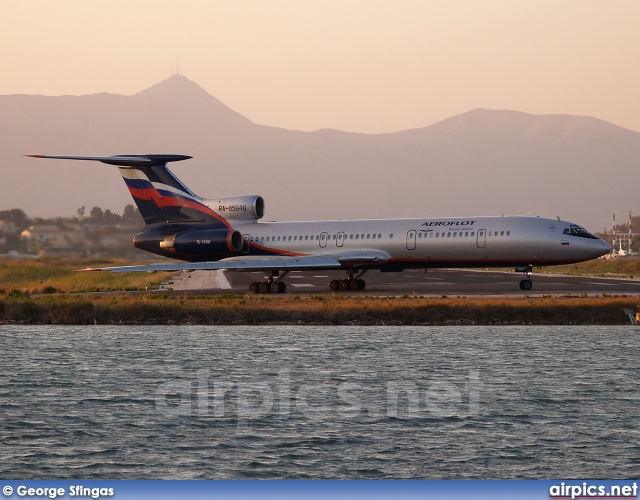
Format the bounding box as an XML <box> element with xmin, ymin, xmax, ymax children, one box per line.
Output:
<box><xmin>1</xmin><ymin>293</ymin><xmax>638</xmax><ymax>326</ymax></box>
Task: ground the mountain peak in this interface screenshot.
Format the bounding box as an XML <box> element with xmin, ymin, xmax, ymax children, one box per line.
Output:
<box><xmin>136</xmin><ymin>74</ymin><xmax>213</xmax><ymax>99</ymax></box>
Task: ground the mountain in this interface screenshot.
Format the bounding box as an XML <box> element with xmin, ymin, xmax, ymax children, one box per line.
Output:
<box><xmin>2</xmin><ymin>74</ymin><xmax>639</xmax><ymax>231</ymax></box>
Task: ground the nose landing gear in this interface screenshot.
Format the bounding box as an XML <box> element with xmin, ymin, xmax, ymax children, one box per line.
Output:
<box><xmin>516</xmin><ymin>265</ymin><xmax>533</xmax><ymax>290</ymax></box>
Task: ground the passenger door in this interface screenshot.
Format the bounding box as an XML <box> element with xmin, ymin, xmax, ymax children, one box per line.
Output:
<box><xmin>242</xmin><ymin>234</ymin><xmax>250</xmax><ymax>253</ymax></box>
<box><xmin>406</xmin><ymin>230</ymin><xmax>416</xmax><ymax>250</ymax></box>
<box><xmin>319</xmin><ymin>232</ymin><xmax>328</xmax><ymax>248</ymax></box>
<box><xmin>476</xmin><ymin>229</ymin><xmax>486</xmax><ymax>249</ymax></box>
<box><xmin>337</xmin><ymin>232</ymin><xmax>345</xmax><ymax>247</ymax></box>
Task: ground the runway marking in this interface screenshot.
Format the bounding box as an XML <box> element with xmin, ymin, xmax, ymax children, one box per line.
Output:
<box><xmin>288</xmin><ymin>276</ymin><xmax>306</xmax><ymax>278</ymax></box>
<box><xmin>313</xmin><ymin>275</ymin><xmax>330</xmax><ymax>278</ymax></box>
<box><xmin>384</xmin><ymin>282</ymin><xmax>453</xmax><ymax>286</ymax></box>
<box><xmin>580</xmin><ymin>282</ymin><xmax>617</xmax><ymax>286</ymax></box>
<box><xmin>290</xmin><ymin>284</ymin><xmax>314</xmax><ymax>287</ymax></box>
<box><xmin>213</xmin><ymin>270</ymin><xmax>232</xmax><ymax>289</ymax></box>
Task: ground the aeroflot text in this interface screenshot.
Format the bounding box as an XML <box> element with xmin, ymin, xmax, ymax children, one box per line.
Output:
<box><xmin>421</xmin><ymin>220</ymin><xmax>476</xmax><ymax>227</ymax></box>
<box><xmin>15</xmin><ymin>485</ymin><xmax>114</xmax><ymax>498</ymax></box>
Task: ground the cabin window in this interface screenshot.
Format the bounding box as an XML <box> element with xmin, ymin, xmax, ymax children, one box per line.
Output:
<box><xmin>305</xmin><ymin>235</ymin><xmax>308</xmax><ymax>241</ymax></box>
<box><xmin>367</xmin><ymin>234</ymin><xmax>370</xmax><ymax>239</ymax></box>
<box><xmin>373</xmin><ymin>234</ymin><xmax>377</xmax><ymax>239</ymax></box>
<box><xmin>501</xmin><ymin>231</ymin><xmax>504</xmax><ymax>236</ymax></box>
<box><xmin>447</xmin><ymin>232</ymin><xmax>451</xmax><ymax>237</ymax></box>
<box><xmin>390</xmin><ymin>234</ymin><xmax>393</xmax><ymax>238</ymax></box>
<box><xmin>465</xmin><ymin>232</ymin><xmax>468</xmax><ymax>237</ymax></box>
<box><xmin>288</xmin><ymin>236</ymin><xmax>291</xmax><ymax>241</ymax></box>
<box><xmin>453</xmin><ymin>232</ymin><xmax>456</xmax><ymax>237</ymax></box>
<box><xmin>277</xmin><ymin>236</ymin><xmax>281</xmax><ymax>241</ymax></box>
<box><xmin>471</xmin><ymin>232</ymin><xmax>475</xmax><ymax>237</ymax></box>
<box><xmin>355</xmin><ymin>234</ymin><xmax>359</xmax><ymax>239</ymax></box>
<box><xmin>294</xmin><ymin>236</ymin><xmax>297</xmax><ymax>241</ymax></box>
<box><xmin>349</xmin><ymin>234</ymin><xmax>353</xmax><ymax>239</ymax></box>
<box><xmin>507</xmin><ymin>231</ymin><xmax>510</xmax><ymax>236</ymax></box>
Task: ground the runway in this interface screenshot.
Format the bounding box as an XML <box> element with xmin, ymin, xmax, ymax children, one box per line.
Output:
<box><xmin>160</xmin><ymin>268</ymin><xmax>640</xmax><ymax>297</ymax></box>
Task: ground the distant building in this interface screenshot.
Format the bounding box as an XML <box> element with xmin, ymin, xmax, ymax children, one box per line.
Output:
<box><xmin>20</xmin><ymin>225</ymin><xmax>84</xmax><ymax>250</ymax></box>
<box><xmin>0</xmin><ymin>221</ymin><xmax>16</xmax><ymax>233</ymax></box>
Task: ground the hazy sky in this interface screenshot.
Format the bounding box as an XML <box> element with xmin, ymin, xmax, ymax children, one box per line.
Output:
<box><xmin>2</xmin><ymin>0</ymin><xmax>639</xmax><ymax>134</ymax></box>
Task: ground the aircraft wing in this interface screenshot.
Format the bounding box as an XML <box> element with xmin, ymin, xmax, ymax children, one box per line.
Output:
<box><xmin>80</xmin><ymin>250</ymin><xmax>389</xmax><ymax>273</ymax></box>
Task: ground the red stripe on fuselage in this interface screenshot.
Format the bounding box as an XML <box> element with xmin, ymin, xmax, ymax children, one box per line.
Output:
<box><xmin>388</xmin><ymin>258</ymin><xmax>587</xmax><ymax>265</ymax></box>
<box><xmin>249</xmin><ymin>242</ymin><xmax>309</xmax><ymax>257</ymax></box>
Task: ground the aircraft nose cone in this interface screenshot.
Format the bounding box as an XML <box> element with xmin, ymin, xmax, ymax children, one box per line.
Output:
<box><xmin>593</xmin><ymin>239</ymin><xmax>612</xmax><ymax>258</ymax></box>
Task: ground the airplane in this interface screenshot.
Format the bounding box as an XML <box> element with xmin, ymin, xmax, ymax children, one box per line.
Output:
<box><xmin>27</xmin><ymin>154</ymin><xmax>611</xmax><ymax>293</ymax></box>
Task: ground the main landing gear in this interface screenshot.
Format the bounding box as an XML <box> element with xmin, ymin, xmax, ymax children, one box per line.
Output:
<box><xmin>249</xmin><ymin>270</ymin><xmax>289</xmax><ymax>294</ymax></box>
<box><xmin>329</xmin><ymin>270</ymin><xmax>368</xmax><ymax>292</ymax></box>
<box><xmin>516</xmin><ymin>265</ymin><xmax>533</xmax><ymax>291</ymax></box>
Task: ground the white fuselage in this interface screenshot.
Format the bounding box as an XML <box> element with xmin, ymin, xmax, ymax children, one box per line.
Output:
<box><xmin>228</xmin><ymin>215</ymin><xmax>610</xmax><ymax>268</ymax></box>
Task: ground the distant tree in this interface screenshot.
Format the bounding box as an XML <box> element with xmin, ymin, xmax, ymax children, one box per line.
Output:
<box><xmin>103</xmin><ymin>209</ymin><xmax>122</xmax><ymax>225</ymax></box>
<box><xmin>90</xmin><ymin>206</ymin><xmax>104</xmax><ymax>223</ymax></box>
<box><xmin>77</xmin><ymin>206</ymin><xmax>86</xmax><ymax>218</ymax></box>
<box><xmin>122</xmin><ymin>204</ymin><xmax>141</xmax><ymax>223</ymax></box>
<box><xmin>0</xmin><ymin>208</ymin><xmax>30</xmax><ymax>229</ymax></box>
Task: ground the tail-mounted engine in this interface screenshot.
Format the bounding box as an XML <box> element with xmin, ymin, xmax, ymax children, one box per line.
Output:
<box><xmin>204</xmin><ymin>195</ymin><xmax>265</xmax><ymax>222</ymax></box>
<box><xmin>135</xmin><ymin>228</ymin><xmax>243</xmax><ymax>261</ymax></box>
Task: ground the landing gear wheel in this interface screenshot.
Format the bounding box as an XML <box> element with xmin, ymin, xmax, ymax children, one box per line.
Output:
<box><xmin>350</xmin><ymin>279</ymin><xmax>360</xmax><ymax>290</ymax></box>
<box><xmin>519</xmin><ymin>279</ymin><xmax>533</xmax><ymax>291</ymax></box>
<box><xmin>249</xmin><ymin>282</ymin><xmax>260</xmax><ymax>294</ymax></box>
<box><xmin>340</xmin><ymin>279</ymin><xmax>351</xmax><ymax>291</ymax></box>
<box><xmin>356</xmin><ymin>279</ymin><xmax>366</xmax><ymax>291</ymax></box>
<box><xmin>330</xmin><ymin>279</ymin><xmax>341</xmax><ymax>291</ymax></box>
<box><xmin>277</xmin><ymin>281</ymin><xmax>286</xmax><ymax>293</ymax></box>
<box><xmin>259</xmin><ymin>281</ymin><xmax>271</xmax><ymax>294</ymax></box>
<box><xmin>270</xmin><ymin>281</ymin><xmax>281</xmax><ymax>294</ymax></box>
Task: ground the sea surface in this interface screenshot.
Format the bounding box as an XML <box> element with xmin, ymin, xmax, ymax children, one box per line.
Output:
<box><xmin>1</xmin><ymin>325</ymin><xmax>639</xmax><ymax>479</ymax></box>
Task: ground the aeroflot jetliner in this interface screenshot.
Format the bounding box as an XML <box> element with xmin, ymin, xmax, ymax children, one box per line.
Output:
<box><xmin>28</xmin><ymin>154</ymin><xmax>611</xmax><ymax>293</ymax></box>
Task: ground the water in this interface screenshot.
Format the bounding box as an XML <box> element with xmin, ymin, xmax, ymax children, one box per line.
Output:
<box><xmin>1</xmin><ymin>325</ymin><xmax>639</xmax><ymax>479</ymax></box>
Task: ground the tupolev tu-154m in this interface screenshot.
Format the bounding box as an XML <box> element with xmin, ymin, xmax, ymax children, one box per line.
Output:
<box><xmin>28</xmin><ymin>154</ymin><xmax>611</xmax><ymax>293</ymax></box>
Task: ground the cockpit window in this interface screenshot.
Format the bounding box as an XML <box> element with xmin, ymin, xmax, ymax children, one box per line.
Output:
<box><xmin>562</xmin><ymin>224</ymin><xmax>598</xmax><ymax>239</ymax></box>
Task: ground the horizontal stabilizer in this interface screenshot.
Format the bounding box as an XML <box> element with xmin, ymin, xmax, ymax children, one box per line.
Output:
<box><xmin>25</xmin><ymin>154</ymin><xmax>191</xmax><ymax>167</ymax></box>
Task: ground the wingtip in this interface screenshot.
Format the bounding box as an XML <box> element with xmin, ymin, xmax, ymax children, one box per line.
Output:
<box><xmin>25</xmin><ymin>154</ymin><xmax>46</xmax><ymax>158</ymax></box>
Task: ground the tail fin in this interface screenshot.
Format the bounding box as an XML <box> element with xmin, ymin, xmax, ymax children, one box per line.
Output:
<box><xmin>27</xmin><ymin>154</ymin><xmax>230</xmax><ymax>228</ymax></box>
